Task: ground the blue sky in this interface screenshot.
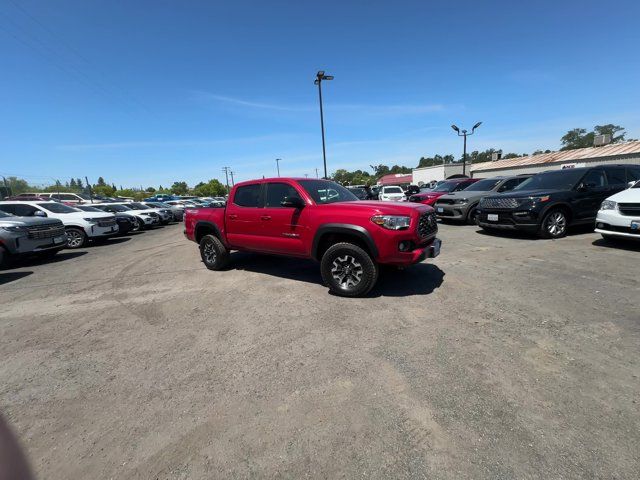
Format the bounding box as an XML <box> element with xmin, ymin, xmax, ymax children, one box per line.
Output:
<box><xmin>1</xmin><ymin>0</ymin><xmax>639</xmax><ymax>188</ymax></box>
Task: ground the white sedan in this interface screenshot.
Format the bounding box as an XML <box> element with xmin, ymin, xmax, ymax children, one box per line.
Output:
<box><xmin>595</xmin><ymin>180</ymin><xmax>640</xmax><ymax>241</ymax></box>
<box><xmin>378</xmin><ymin>186</ymin><xmax>407</xmax><ymax>202</ymax></box>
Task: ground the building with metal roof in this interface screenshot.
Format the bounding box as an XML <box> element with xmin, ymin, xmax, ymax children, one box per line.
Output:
<box><xmin>469</xmin><ymin>141</ymin><xmax>640</xmax><ymax>177</ymax></box>
<box><xmin>376</xmin><ymin>173</ymin><xmax>413</xmax><ymax>186</ymax></box>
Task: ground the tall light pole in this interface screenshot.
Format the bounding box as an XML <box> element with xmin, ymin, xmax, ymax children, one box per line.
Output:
<box><xmin>451</xmin><ymin>122</ymin><xmax>482</xmax><ymax>176</ymax></box>
<box><xmin>314</xmin><ymin>70</ymin><xmax>334</xmax><ymax>179</ymax></box>
<box><xmin>276</xmin><ymin>158</ymin><xmax>281</xmax><ymax>177</ymax></box>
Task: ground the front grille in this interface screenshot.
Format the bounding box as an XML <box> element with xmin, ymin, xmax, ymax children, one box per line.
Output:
<box><xmin>27</xmin><ymin>224</ymin><xmax>65</xmax><ymax>239</ymax></box>
<box><xmin>436</xmin><ymin>199</ymin><xmax>455</xmax><ymax>205</ymax></box>
<box><xmin>97</xmin><ymin>218</ymin><xmax>117</xmax><ymax>228</ymax></box>
<box><xmin>417</xmin><ymin>212</ymin><xmax>438</xmax><ymax>238</ymax></box>
<box><xmin>481</xmin><ymin>197</ymin><xmax>521</xmax><ymax>209</ymax></box>
<box><xmin>618</xmin><ymin>203</ymin><xmax>640</xmax><ymax>216</ymax></box>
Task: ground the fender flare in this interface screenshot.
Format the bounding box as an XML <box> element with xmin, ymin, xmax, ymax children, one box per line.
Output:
<box><xmin>311</xmin><ymin>224</ymin><xmax>379</xmax><ymax>260</ymax></box>
<box><xmin>194</xmin><ymin>221</ymin><xmax>223</xmax><ymax>243</ymax></box>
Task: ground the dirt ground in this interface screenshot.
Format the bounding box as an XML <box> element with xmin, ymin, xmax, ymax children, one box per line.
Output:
<box><xmin>1</xmin><ymin>223</ymin><xmax>639</xmax><ymax>479</ymax></box>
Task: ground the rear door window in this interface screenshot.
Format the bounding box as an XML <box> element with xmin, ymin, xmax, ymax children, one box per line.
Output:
<box><xmin>233</xmin><ymin>184</ymin><xmax>262</xmax><ymax>207</ymax></box>
<box><xmin>581</xmin><ymin>169</ymin><xmax>607</xmax><ymax>188</ymax></box>
<box><xmin>604</xmin><ymin>167</ymin><xmax>627</xmax><ymax>189</ymax></box>
<box><xmin>627</xmin><ymin>167</ymin><xmax>640</xmax><ymax>183</ymax></box>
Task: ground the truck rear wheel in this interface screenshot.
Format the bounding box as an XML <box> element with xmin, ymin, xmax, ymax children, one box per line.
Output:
<box><xmin>199</xmin><ymin>234</ymin><xmax>230</xmax><ymax>270</ymax></box>
<box><xmin>320</xmin><ymin>242</ymin><xmax>378</xmax><ymax>297</ymax></box>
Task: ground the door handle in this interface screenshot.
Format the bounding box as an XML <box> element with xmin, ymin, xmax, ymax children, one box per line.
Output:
<box><xmin>261</xmin><ymin>215</ymin><xmax>272</xmax><ymax>221</ymax></box>
<box><xmin>229</xmin><ymin>214</ymin><xmax>238</xmax><ymax>220</ymax></box>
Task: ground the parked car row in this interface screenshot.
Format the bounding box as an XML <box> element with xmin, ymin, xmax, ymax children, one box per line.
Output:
<box><xmin>397</xmin><ymin>164</ymin><xmax>640</xmax><ymax>241</ymax></box>
<box><xmin>0</xmin><ymin>199</ymin><xmax>181</xmax><ymax>268</ymax></box>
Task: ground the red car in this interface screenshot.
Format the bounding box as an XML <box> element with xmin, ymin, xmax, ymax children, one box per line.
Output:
<box><xmin>184</xmin><ymin>178</ymin><xmax>441</xmax><ymax>297</ymax></box>
<box><xmin>408</xmin><ymin>178</ymin><xmax>480</xmax><ymax>206</ymax></box>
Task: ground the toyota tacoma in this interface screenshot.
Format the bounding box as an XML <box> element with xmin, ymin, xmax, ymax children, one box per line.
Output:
<box><xmin>184</xmin><ymin>178</ymin><xmax>441</xmax><ymax>297</ymax></box>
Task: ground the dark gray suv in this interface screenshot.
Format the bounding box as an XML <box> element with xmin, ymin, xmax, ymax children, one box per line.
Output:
<box><xmin>0</xmin><ymin>210</ymin><xmax>67</xmax><ymax>267</ymax></box>
<box><xmin>434</xmin><ymin>175</ymin><xmax>531</xmax><ymax>224</ymax></box>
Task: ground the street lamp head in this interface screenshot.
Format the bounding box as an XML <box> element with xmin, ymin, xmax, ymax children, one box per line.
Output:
<box><xmin>323</xmin><ymin>75</ymin><xmax>334</xmax><ymax>80</ymax></box>
<box><xmin>472</xmin><ymin>121</ymin><xmax>483</xmax><ymax>131</ymax></box>
<box><xmin>317</xmin><ymin>70</ymin><xmax>325</xmax><ymax>77</ymax></box>
<box><xmin>451</xmin><ymin>124</ymin><xmax>460</xmax><ymax>133</ymax></box>
<box><xmin>314</xmin><ymin>79</ymin><xmax>319</xmax><ymax>85</ymax></box>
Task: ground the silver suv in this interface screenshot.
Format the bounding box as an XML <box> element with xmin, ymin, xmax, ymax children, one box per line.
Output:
<box><xmin>0</xmin><ymin>210</ymin><xmax>67</xmax><ymax>267</ymax></box>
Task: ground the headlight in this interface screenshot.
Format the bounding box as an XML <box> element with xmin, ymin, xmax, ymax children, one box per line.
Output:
<box><xmin>0</xmin><ymin>225</ymin><xmax>28</xmax><ymax>232</ymax></box>
<box><xmin>371</xmin><ymin>215</ymin><xmax>411</xmax><ymax>230</ymax></box>
<box><xmin>600</xmin><ymin>200</ymin><xmax>617</xmax><ymax>211</ymax></box>
<box><xmin>453</xmin><ymin>198</ymin><xmax>468</xmax><ymax>205</ymax></box>
<box><xmin>83</xmin><ymin>217</ymin><xmax>100</xmax><ymax>223</ymax></box>
<box><xmin>529</xmin><ymin>195</ymin><xmax>550</xmax><ymax>204</ymax></box>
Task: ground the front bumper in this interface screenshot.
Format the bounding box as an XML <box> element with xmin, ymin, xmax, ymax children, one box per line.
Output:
<box><xmin>595</xmin><ymin>209</ymin><xmax>640</xmax><ymax>239</ymax></box>
<box><xmin>434</xmin><ymin>203</ymin><xmax>469</xmax><ymax>220</ymax></box>
<box><xmin>476</xmin><ymin>208</ymin><xmax>540</xmax><ymax>232</ymax></box>
<box><xmin>4</xmin><ymin>233</ymin><xmax>68</xmax><ymax>254</ymax></box>
<box><xmin>88</xmin><ymin>224</ymin><xmax>119</xmax><ymax>237</ymax></box>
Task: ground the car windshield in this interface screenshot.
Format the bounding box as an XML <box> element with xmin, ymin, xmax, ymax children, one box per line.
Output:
<box><xmin>128</xmin><ymin>202</ymin><xmax>149</xmax><ymax>209</ymax></box>
<box><xmin>632</xmin><ymin>181</ymin><xmax>640</xmax><ymax>189</ymax></box>
<box><xmin>432</xmin><ymin>181</ymin><xmax>462</xmax><ymax>192</ymax></box>
<box><xmin>104</xmin><ymin>204</ymin><xmax>131</xmax><ymax>212</ymax></box>
<box><xmin>383</xmin><ymin>187</ymin><xmax>403</xmax><ymax>194</ymax></box>
<box><xmin>514</xmin><ymin>170</ymin><xmax>585</xmax><ymax>191</ymax></box>
<box><xmin>77</xmin><ymin>193</ymin><xmax>92</xmax><ymax>200</ymax></box>
<box><xmin>299</xmin><ymin>179</ymin><xmax>358</xmax><ymax>204</ymax></box>
<box><xmin>37</xmin><ymin>202</ymin><xmax>79</xmax><ymax>213</ymax></box>
<box><xmin>463</xmin><ymin>178</ymin><xmax>502</xmax><ymax>191</ymax></box>
<box><xmin>77</xmin><ymin>206</ymin><xmax>102</xmax><ymax>212</ymax></box>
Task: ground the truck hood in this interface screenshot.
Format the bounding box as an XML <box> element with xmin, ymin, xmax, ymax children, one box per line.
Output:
<box><xmin>437</xmin><ymin>190</ymin><xmax>490</xmax><ymax>201</ymax></box>
<box><xmin>320</xmin><ymin>200</ymin><xmax>433</xmax><ymax>215</ymax></box>
<box><xmin>483</xmin><ymin>189</ymin><xmax>566</xmax><ymax>200</ymax></box>
<box><xmin>606</xmin><ymin>187</ymin><xmax>640</xmax><ymax>202</ymax></box>
<box><xmin>0</xmin><ymin>216</ymin><xmax>63</xmax><ymax>227</ymax></box>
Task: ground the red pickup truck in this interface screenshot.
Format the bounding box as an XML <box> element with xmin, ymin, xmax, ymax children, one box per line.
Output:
<box><xmin>184</xmin><ymin>178</ymin><xmax>441</xmax><ymax>297</ymax></box>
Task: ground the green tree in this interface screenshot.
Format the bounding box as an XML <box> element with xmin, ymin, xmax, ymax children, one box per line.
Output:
<box><xmin>4</xmin><ymin>177</ymin><xmax>30</xmax><ymax>195</ymax></box>
<box><xmin>93</xmin><ymin>185</ymin><xmax>116</xmax><ymax>197</ymax></box>
<box><xmin>96</xmin><ymin>177</ymin><xmax>106</xmax><ymax>187</ymax></box>
<box><xmin>147</xmin><ymin>187</ymin><xmax>156</xmax><ymax>193</ymax></box>
<box><xmin>170</xmin><ymin>181</ymin><xmax>189</xmax><ymax>195</ymax></box>
<box><xmin>192</xmin><ymin>179</ymin><xmax>227</xmax><ymax>197</ymax></box>
<box><xmin>76</xmin><ymin>178</ymin><xmax>83</xmax><ymax>189</ymax></box>
<box><xmin>594</xmin><ymin>124</ymin><xmax>626</xmax><ymax>143</ymax></box>
<box><xmin>560</xmin><ymin>128</ymin><xmax>594</xmax><ymax>150</ymax></box>
<box><xmin>70</xmin><ymin>178</ymin><xmax>77</xmax><ymax>189</ymax></box>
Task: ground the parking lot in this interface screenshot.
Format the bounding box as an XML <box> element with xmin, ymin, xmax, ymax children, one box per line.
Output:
<box><xmin>1</xmin><ymin>223</ymin><xmax>639</xmax><ymax>479</ymax></box>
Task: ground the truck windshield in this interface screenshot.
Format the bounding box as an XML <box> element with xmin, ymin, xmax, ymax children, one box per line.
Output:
<box><xmin>299</xmin><ymin>180</ymin><xmax>358</xmax><ymax>204</ymax></box>
<box><xmin>515</xmin><ymin>170</ymin><xmax>585</xmax><ymax>191</ymax></box>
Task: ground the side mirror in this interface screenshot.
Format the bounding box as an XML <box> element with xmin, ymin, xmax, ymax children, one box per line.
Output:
<box><xmin>281</xmin><ymin>196</ymin><xmax>305</xmax><ymax>209</ymax></box>
<box><xmin>578</xmin><ymin>182</ymin><xmax>596</xmax><ymax>191</ymax></box>
<box><xmin>34</xmin><ymin>210</ymin><xmax>47</xmax><ymax>217</ymax></box>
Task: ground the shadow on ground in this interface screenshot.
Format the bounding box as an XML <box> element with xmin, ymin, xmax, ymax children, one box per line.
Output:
<box><xmin>14</xmin><ymin>251</ymin><xmax>88</xmax><ymax>268</ymax></box>
<box><xmin>90</xmin><ymin>237</ymin><xmax>132</xmax><ymax>248</ymax></box>
<box><xmin>474</xmin><ymin>223</ymin><xmax>595</xmax><ymax>241</ymax></box>
<box><xmin>229</xmin><ymin>252</ymin><xmax>444</xmax><ymax>297</ymax></box>
<box><xmin>592</xmin><ymin>237</ymin><xmax>640</xmax><ymax>251</ymax></box>
<box><xmin>0</xmin><ymin>271</ymin><xmax>33</xmax><ymax>285</ymax></box>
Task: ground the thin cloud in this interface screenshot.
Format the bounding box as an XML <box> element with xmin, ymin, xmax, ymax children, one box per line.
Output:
<box><xmin>194</xmin><ymin>91</ymin><xmax>448</xmax><ymax>116</ymax></box>
<box><xmin>56</xmin><ymin>134</ymin><xmax>295</xmax><ymax>151</ymax></box>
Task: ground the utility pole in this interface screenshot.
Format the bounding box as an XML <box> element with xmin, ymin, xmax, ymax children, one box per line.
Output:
<box><xmin>85</xmin><ymin>176</ymin><xmax>94</xmax><ymax>203</ymax></box>
<box><xmin>276</xmin><ymin>158</ymin><xmax>281</xmax><ymax>177</ymax></box>
<box><xmin>315</xmin><ymin>168</ymin><xmax>319</xmax><ymax>179</ymax></box>
<box><xmin>230</xmin><ymin>170</ymin><xmax>235</xmax><ymax>186</ymax></box>
<box><xmin>222</xmin><ymin>167</ymin><xmax>230</xmax><ymax>192</ymax></box>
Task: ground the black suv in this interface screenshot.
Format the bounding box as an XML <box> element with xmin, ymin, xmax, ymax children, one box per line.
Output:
<box><xmin>476</xmin><ymin>164</ymin><xmax>640</xmax><ymax>238</ymax></box>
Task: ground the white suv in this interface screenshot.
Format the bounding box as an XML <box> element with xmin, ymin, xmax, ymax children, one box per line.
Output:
<box><xmin>0</xmin><ymin>201</ymin><xmax>118</xmax><ymax>248</ymax></box>
<box><xmin>595</xmin><ymin>180</ymin><xmax>640</xmax><ymax>241</ymax></box>
<box><xmin>379</xmin><ymin>186</ymin><xmax>406</xmax><ymax>202</ymax></box>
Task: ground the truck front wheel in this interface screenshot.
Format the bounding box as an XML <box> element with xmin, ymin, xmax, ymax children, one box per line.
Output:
<box><xmin>320</xmin><ymin>242</ymin><xmax>378</xmax><ymax>297</ymax></box>
<box><xmin>199</xmin><ymin>234</ymin><xmax>230</xmax><ymax>270</ymax></box>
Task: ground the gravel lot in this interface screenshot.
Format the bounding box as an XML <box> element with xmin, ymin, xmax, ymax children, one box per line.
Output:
<box><xmin>1</xmin><ymin>223</ymin><xmax>639</xmax><ymax>479</ymax></box>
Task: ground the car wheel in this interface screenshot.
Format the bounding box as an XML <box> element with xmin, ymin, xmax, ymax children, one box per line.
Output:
<box><xmin>466</xmin><ymin>205</ymin><xmax>479</xmax><ymax>225</ymax></box>
<box><xmin>320</xmin><ymin>242</ymin><xmax>378</xmax><ymax>297</ymax></box>
<box><xmin>540</xmin><ymin>209</ymin><xmax>568</xmax><ymax>239</ymax></box>
<box><xmin>199</xmin><ymin>234</ymin><xmax>230</xmax><ymax>270</ymax></box>
<box><xmin>131</xmin><ymin>217</ymin><xmax>143</xmax><ymax>232</ymax></box>
<box><xmin>65</xmin><ymin>227</ymin><xmax>87</xmax><ymax>248</ymax></box>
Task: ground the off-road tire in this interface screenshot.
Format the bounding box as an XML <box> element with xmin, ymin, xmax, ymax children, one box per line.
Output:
<box><xmin>539</xmin><ymin>208</ymin><xmax>568</xmax><ymax>239</ymax></box>
<box><xmin>199</xmin><ymin>234</ymin><xmax>230</xmax><ymax>270</ymax></box>
<box><xmin>320</xmin><ymin>242</ymin><xmax>378</xmax><ymax>297</ymax></box>
<box><xmin>65</xmin><ymin>227</ymin><xmax>87</xmax><ymax>249</ymax></box>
